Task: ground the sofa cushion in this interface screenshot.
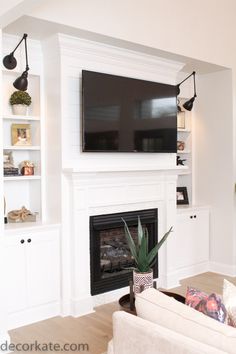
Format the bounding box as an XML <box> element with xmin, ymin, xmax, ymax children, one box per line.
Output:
<box><xmin>136</xmin><ymin>288</ymin><xmax>236</xmax><ymax>354</ymax></box>
<box><xmin>223</xmin><ymin>279</ymin><xmax>236</xmax><ymax>327</ymax></box>
<box><xmin>111</xmin><ymin>311</ymin><xmax>228</xmax><ymax>354</ymax></box>
<box><xmin>185</xmin><ymin>287</ymin><xmax>227</xmax><ymax>323</ymax></box>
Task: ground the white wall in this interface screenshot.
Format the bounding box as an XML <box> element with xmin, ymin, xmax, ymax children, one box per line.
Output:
<box><xmin>28</xmin><ymin>0</ymin><xmax>236</xmax><ymax>68</ymax></box>
<box><xmin>194</xmin><ymin>70</ymin><xmax>235</xmax><ymax>269</ymax></box>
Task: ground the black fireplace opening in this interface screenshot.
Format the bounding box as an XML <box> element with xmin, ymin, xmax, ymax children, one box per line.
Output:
<box><xmin>90</xmin><ymin>208</ymin><xmax>158</xmax><ymax>295</ymax></box>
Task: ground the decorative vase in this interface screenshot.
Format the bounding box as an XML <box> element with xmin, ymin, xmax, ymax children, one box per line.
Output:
<box><xmin>12</xmin><ymin>104</ymin><xmax>28</xmax><ymax>116</ymax></box>
<box><xmin>133</xmin><ymin>269</ymin><xmax>153</xmax><ymax>294</ymax></box>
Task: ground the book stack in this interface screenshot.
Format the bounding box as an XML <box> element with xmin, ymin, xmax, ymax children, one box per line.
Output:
<box><xmin>4</xmin><ymin>167</ymin><xmax>19</xmax><ymax>176</ymax></box>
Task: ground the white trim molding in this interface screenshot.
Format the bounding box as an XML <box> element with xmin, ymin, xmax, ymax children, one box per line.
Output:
<box><xmin>209</xmin><ymin>261</ymin><xmax>236</xmax><ymax>277</ymax></box>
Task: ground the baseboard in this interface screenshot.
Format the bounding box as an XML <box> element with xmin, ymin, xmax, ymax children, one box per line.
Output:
<box><xmin>8</xmin><ymin>302</ymin><xmax>60</xmax><ymax>330</ymax></box>
<box><xmin>71</xmin><ymin>296</ymin><xmax>94</xmax><ymax>317</ymax></box>
<box><xmin>93</xmin><ymin>286</ymin><xmax>129</xmax><ymax>307</ymax></box>
<box><xmin>70</xmin><ymin>287</ymin><xmax>129</xmax><ymax>317</ymax></box>
<box><xmin>165</xmin><ymin>262</ymin><xmax>209</xmax><ymax>289</ymax></box>
<box><xmin>208</xmin><ymin>261</ymin><xmax>236</xmax><ymax>277</ymax></box>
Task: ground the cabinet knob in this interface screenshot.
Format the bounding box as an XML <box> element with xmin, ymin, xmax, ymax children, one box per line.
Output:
<box><xmin>20</xmin><ymin>239</ymin><xmax>25</xmax><ymax>244</ymax></box>
<box><xmin>194</xmin><ymin>215</ymin><xmax>197</xmax><ymax>218</ymax></box>
<box><xmin>190</xmin><ymin>215</ymin><xmax>193</xmax><ymax>219</ymax></box>
<box><xmin>27</xmin><ymin>238</ymin><xmax>32</xmax><ymax>243</ymax></box>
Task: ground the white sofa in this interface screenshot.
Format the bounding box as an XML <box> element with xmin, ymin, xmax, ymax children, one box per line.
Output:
<box><xmin>106</xmin><ymin>288</ymin><xmax>236</xmax><ymax>354</ymax></box>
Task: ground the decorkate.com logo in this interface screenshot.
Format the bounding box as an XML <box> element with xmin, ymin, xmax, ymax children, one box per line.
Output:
<box><xmin>0</xmin><ymin>341</ymin><xmax>89</xmax><ymax>352</ymax></box>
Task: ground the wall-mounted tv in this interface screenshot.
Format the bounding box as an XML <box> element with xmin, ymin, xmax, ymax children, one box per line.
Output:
<box><xmin>82</xmin><ymin>70</ymin><xmax>177</xmax><ymax>153</ymax></box>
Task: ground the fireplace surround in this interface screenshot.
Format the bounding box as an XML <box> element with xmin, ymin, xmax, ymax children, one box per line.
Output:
<box><xmin>90</xmin><ymin>209</ymin><xmax>158</xmax><ymax>295</ymax></box>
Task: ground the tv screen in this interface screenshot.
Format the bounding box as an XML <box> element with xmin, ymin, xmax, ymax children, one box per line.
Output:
<box><xmin>82</xmin><ymin>70</ymin><xmax>177</xmax><ymax>152</ymax></box>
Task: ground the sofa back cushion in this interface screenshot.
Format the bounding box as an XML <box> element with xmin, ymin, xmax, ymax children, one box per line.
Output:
<box><xmin>136</xmin><ymin>288</ymin><xmax>236</xmax><ymax>354</ymax></box>
<box><xmin>111</xmin><ymin>311</ymin><xmax>228</xmax><ymax>354</ymax></box>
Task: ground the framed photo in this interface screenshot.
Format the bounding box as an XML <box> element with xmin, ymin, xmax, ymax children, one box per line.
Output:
<box><xmin>3</xmin><ymin>151</ymin><xmax>14</xmax><ymax>168</ymax></box>
<box><xmin>176</xmin><ymin>187</ymin><xmax>189</xmax><ymax>205</ymax></box>
<box><xmin>177</xmin><ymin>111</ymin><xmax>185</xmax><ymax>129</ymax></box>
<box><xmin>11</xmin><ymin>124</ymin><xmax>31</xmax><ymax>146</ymax></box>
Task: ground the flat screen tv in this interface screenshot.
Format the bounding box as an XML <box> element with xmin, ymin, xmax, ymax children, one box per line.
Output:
<box><xmin>82</xmin><ymin>70</ymin><xmax>177</xmax><ymax>152</ymax></box>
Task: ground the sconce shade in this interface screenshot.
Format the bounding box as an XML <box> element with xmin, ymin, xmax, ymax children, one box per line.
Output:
<box><xmin>3</xmin><ymin>53</ymin><xmax>17</xmax><ymax>70</ymax></box>
<box><xmin>13</xmin><ymin>70</ymin><xmax>28</xmax><ymax>91</ymax></box>
<box><xmin>183</xmin><ymin>96</ymin><xmax>196</xmax><ymax>111</ymax></box>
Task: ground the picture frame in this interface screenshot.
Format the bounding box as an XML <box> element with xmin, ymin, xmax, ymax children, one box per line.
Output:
<box><xmin>3</xmin><ymin>150</ymin><xmax>14</xmax><ymax>168</ymax></box>
<box><xmin>177</xmin><ymin>111</ymin><xmax>185</xmax><ymax>129</ymax></box>
<box><xmin>11</xmin><ymin>124</ymin><xmax>31</xmax><ymax>146</ymax></box>
<box><xmin>176</xmin><ymin>187</ymin><xmax>189</xmax><ymax>205</ymax></box>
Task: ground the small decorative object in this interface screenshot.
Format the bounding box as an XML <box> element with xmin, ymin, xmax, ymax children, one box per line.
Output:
<box><xmin>177</xmin><ymin>141</ymin><xmax>185</xmax><ymax>151</ymax></box>
<box><xmin>3</xmin><ymin>151</ymin><xmax>19</xmax><ymax>176</ymax></box>
<box><xmin>7</xmin><ymin>206</ymin><xmax>37</xmax><ymax>223</ymax></box>
<box><xmin>20</xmin><ymin>160</ymin><xmax>34</xmax><ymax>176</ymax></box>
<box><xmin>177</xmin><ymin>111</ymin><xmax>185</xmax><ymax>129</ymax></box>
<box><xmin>9</xmin><ymin>90</ymin><xmax>31</xmax><ymax>115</ymax></box>
<box><xmin>122</xmin><ymin>217</ymin><xmax>172</xmax><ymax>294</ymax></box>
<box><xmin>3</xmin><ymin>151</ymin><xmax>14</xmax><ymax>168</ymax></box>
<box><xmin>176</xmin><ymin>187</ymin><xmax>189</xmax><ymax>205</ymax></box>
<box><xmin>4</xmin><ymin>197</ymin><xmax>7</xmax><ymax>224</ymax></box>
<box><xmin>177</xmin><ymin>156</ymin><xmax>186</xmax><ymax>166</ymax></box>
<box><xmin>4</xmin><ymin>167</ymin><xmax>19</xmax><ymax>176</ymax></box>
<box><xmin>11</xmin><ymin>123</ymin><xmax>31</xmax><ymax>146</ymax></box>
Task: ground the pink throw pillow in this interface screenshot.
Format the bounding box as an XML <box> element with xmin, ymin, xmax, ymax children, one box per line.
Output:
<box><xmin>186</xmin><ymin>286</ymin><xmax>227</xmax><ymax>323</ymax></box>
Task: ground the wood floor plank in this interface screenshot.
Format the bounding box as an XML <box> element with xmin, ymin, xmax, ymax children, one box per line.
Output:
<box><xmin>9</xmin><ymin>272</ymin><xmax>235</xmax><ymax>354</ymax></box>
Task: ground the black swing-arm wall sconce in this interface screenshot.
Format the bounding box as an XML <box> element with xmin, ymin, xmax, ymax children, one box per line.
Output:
<box><xmin>177</xmin><ymin>71</ymin><xmax>197</xmax><ymax>111</ymax></box>
<box><xmin>3</xmin><ymin>33</ymin><xmax>30</xmax><ymax>91</ymax></box>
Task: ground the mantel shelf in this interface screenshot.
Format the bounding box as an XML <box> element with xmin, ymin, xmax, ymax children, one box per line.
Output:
<box><xmin>63</xmin><ymin>165</ymin><xmax>189</xmax><ymax>174</ymax></box>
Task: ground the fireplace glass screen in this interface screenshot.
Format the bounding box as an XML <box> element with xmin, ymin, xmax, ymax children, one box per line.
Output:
<box><xmin>90</xmin><ymin>209</ymin><xmax>158</xmax><ymax>295</ymax></box>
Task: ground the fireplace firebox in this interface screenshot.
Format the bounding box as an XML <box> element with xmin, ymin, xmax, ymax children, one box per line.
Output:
<box><xmin>90</xmin><ymin>209</ymin><xmax>158</xmax><ymax>295</ymax></box>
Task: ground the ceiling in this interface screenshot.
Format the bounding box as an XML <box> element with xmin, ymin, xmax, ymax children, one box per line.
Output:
<box><xmin>4</xmin><ymin>15</ymin><xmax>229</xmax><ymax>75</ymax></box>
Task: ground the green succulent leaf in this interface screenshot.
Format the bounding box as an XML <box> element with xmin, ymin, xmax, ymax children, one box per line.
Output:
<box><xmin>122</xmin><ymin>218</ymin><xmax>138</xmax><ymax>264</ymax></box>
<box><xmin>146</xmin><ymin>226</ymin><xmax>173</xmax><ymax>266</ymax></box>
<box><xmin>138</xmin><ymin>230</ymin><xmax>148</xmax><ymax>269</ymax></box>
<box><xmin>137</xmin><ymin>216</ymin><xmax>143</xmax><ymax>247</ymax></box>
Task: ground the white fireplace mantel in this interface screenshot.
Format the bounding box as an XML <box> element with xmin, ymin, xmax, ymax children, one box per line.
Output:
<box><xmin>61</xmin><ymin>168</ymin><xmax>178</xmax><ymax>317</ymax></box>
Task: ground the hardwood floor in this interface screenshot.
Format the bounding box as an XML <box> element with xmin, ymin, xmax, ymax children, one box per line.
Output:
<box><xmin>9</xmin><ymin>272</ymin><xmax>236</xmax><ymax>354</ymax></box>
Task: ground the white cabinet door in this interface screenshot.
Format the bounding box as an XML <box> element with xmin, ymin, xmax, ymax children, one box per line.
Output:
<box><xmin>171</xmin><ymin>213</ymin><xmax>194</xmax><ymax>269</ymax></box>
<box><xmin>192</xmin><ymin>210</ymin><xmax>209</xmax><ymax>263</ymax></box>
<box><xmin>3</xmin><ymin>227</ymin><xmax>60</xmax><ymax>317</ymax></box>
<box><xmin>3</xmin><ymin>236</ymin><xmax>28</xmax><ymax>313</ymax></box>
<box><xmin>26</xmin><ymin>230</ymin><xmax>60</xmax><ymax>308</ymax></box>
<box><xmin>170</xmin><ymin>208</ymin><xmax>209</xmax><ymax>270</ymax></box>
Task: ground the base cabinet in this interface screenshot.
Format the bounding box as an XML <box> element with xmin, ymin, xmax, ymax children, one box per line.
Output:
<box><xmin>3</xmin><ymin>225</ymin><xmax>60</xmax><ymax>329</ymax></box>
<box><xmin>168</xmin><ymin>207</ymin><xmax>209</xmax><ymax>281</ymax></box>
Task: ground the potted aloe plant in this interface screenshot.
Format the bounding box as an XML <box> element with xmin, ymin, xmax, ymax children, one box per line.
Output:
<box><xmin>122</xmin><ymin>217</ymin><xmax>172</xmax><ymax>294</ymax></box>
<box><xmin>10</xmin><ymin>90</ymin><xmax>32</xmax><ymax>115</ymax></box>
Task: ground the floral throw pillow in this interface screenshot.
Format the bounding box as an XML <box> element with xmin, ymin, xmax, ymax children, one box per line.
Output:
<box><xmin>223</xmin><ymin>279</ymin><xmax>236</xmax><ymax>327</ymax></box>
<box><xmin>185</xmin><ymin>286</ymin><xmax>227</xmax><ymax>323</ymax></box>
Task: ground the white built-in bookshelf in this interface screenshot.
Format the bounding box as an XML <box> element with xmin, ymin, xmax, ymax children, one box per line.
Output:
<box><xmin>2</xmin><ymin>70</ymin><xmax>45</xmax><ymax>227</ymax></box>
<box><xmin>177</xmin><ymin>97</ymin><xmax>192</xmax><ymax>203</ymax></box>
